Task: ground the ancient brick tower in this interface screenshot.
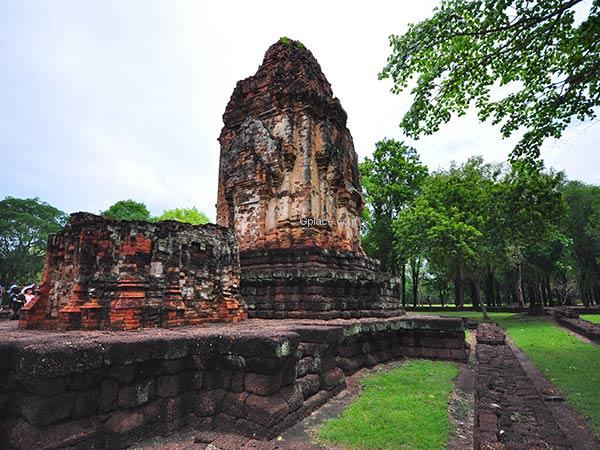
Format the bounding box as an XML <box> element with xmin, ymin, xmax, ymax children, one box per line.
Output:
<box><xmin>218</xmin><ymin>38</ymin><xmax>404</xmax><ymax>319</ymax></box>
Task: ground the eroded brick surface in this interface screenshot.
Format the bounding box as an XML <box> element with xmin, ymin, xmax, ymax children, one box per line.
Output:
<box><xmin>18</xmin><ymin>213</ymin><xmax>246</xmax><ymax>331</ymax></box>
<box><xmin>217</xmin><ymin>39</ymin><xmax>362</xmax><ymax>254</ymax></box>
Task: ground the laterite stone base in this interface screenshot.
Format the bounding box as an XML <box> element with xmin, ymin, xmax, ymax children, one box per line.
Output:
<box><xmin>241</xmin><ymin>248</ymin><xmax>404</xmax><ymax>319</ymax></box>
<box><xmin>1</xmin><ymin>315</ymin><xmax>466</xmax><ymax>450</ymax></box>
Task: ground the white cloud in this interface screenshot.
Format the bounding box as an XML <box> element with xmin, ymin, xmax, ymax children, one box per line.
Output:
<box><xmin>0</xmin><ymin>0</ymin><xmax>598</xmax><ymax>221</ymax></box>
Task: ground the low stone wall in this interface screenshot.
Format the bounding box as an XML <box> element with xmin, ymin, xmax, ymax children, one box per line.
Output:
<box><xmin>0</xmin><ymin>316</ymin><xmax>466</xmax><ymax>450</ymax></box>
<box><xmin>556</xmin><ymin>316</ymin><xmax>600</xmax><ymax>344</ymax></box>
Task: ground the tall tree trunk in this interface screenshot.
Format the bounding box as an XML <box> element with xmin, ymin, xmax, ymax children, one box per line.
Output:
<box><xmin>439</xmin><ymin>290</ymin><xmax>445</xmax><ymax>307</ymax></box>
<box><xmin>545</xmin><ymin>275</ymin><xmax>553</xmax><ymax>306</ymax></box>
<box><xmin>401</xmin><ymin>262</ymin><xmax>406</xmax><ymax>307</ymax></box>
<box><xmin>454</xmin><ymin>265</ymin><xmax>465</xmax><ymax>307</ymax></box>
<box><xmin>540</xmin><ymin>281</ymin><xmax>548</xmax><ymax>307</ymax></box>
<box><xmin>411</xmin><ymin>257</ymin><xmax>421</xmax><ymax>307</ymax></box>
<box><xmin>515</xmin><ymin>262</ymin><xmax>525</xmax><ymax>307</ymax></box>
<box><xmin>484</xmin><ymin>266</ymin><xmax>494</xmax><ymax>307</ymax></box>
<box><xmin>469</xmin><ymin>275</ymin><xmax>481</xmax><ymax>308</ymax></box>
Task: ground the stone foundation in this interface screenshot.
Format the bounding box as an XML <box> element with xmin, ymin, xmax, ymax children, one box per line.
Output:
<box><xmin>555</xmin><ymin>316</ymin><xmax>600</xmax><ymax>344</ymax></box>
<box><xmin>1</xmin><ymin>316</ymin><xmax>466</xmax><ymax>449</ymax></box>
<box><xmin>19</xmin><ymin>213</ymin><xmax>246</xmax><ymax>331</ymax></box>
<box><xmin>240</xmin><ymin>248</ymin><xmax>404</xmax><ymax>319</ymax></box>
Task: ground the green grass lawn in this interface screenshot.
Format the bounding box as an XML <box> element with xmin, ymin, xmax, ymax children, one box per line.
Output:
<box><xmin>494</xmin><ymin>315</ymin><xmax>600</xmax><ymax>434</ymax></box>
<box><xmin>411</xmin><ymin>311</ymin><xmax>600</xmax><ymax>434</ymax></box>
<box><xmin>581</xmin><ymin>314</ymin><xmax>600</xmax><ymax>325</ymax></box>
<box><xmin>317</xmin><ymin>360</ymin><xmax>459</xmax><ymax>450</ymax></box>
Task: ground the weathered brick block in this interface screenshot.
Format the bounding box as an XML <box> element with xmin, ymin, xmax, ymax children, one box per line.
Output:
<box><xmin>118</xmin><ymin>379</ymin><xmax>155</xmax><ymax>408</ymax></box>
<box><xmin>20</xmin><ymin>392</ymin><xmax>74</xmax><ymax>426</ymax></box>
<box><xmin>244</xmin><ymin>372</ymin><xmax>282</xmax><ymax>395</ymax></box>
<box><xmin>243</xmin><ymin>394</ymin><xmax>289</xmax><ymax>428</ymax></box>
<box><xmin>157</xmin><ymin>372</ymin><xmax>192</xmax><ymax>398</ymax></box>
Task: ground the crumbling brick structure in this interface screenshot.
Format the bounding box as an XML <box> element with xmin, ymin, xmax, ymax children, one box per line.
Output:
<box><xmin>217</xmin><ymin>39</ymin><xmax>404</xmax><ymax>318</ymax></box>
<box><xmin>19</xmin><ymin>213</ymin><xmax>246</xmax><ymax>331</ymax></box>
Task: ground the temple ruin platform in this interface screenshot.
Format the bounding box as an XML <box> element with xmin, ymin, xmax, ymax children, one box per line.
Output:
<box><xmin>0</xmin><ymin>315</ymin><xmax>467</xmax><ymax>450</ymax></box>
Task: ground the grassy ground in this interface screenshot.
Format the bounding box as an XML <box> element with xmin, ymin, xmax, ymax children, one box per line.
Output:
<box><xmin>411</xmin><ymin>310</ymin><xmax>600</xmax><ymax>434</ymax></box>
<box><xmin>496</xmin><ymin>315</ymin><xmax>600</xmax><ymax>434</ymax></box>
<box><xmin>580</xmin><ymin>314</ymin><xmax>600</xmax><ymax>324</ymax></box>
<box><xmin>317</xmin><ymin>360</ymin><xmax>459</xmax><ymax>450</ymax></box>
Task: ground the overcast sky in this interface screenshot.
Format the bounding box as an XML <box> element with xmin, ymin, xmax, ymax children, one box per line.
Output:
<box><xmin>1</xmin><ymin>1</ymin><xmax>598</xmax><ymax>221</ymax></box>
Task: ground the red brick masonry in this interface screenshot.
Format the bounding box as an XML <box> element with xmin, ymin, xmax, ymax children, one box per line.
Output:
<box><xmin>0</xmin><ymin>316</ymin><xmax>467</xmax><ymax>450</ymax></box>
<box><xmin>19</xmin><ymin>213</ymin><xmax>247</xmax><ymax>331</ymax></box>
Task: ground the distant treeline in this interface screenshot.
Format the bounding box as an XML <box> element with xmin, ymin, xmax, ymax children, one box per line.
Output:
<box><xmin>361</xmin><ymin>139</ymin><xmax>600</xmax><ymax>308</ymax></box>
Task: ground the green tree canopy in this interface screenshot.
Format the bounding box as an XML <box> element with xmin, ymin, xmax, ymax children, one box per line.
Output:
<box><xmin>0</xmin><ymin>197</ymin><xmax>67</xmax><ymax>285</ymax></box>
<box><xmin>155</xmin><ymin>207</ymin><xmax>210</xmax><ymax>225</ymax></box>
<box><xmin>380</xmin><ymin>0</ymin><xmax>599</xmax><ymax>159</ymax></box>
<box><xmin>561</xmin><ymin>180</ymin><xmax>600</xmax><ymax>305</ymax></box>
<box><xmin>360</xmin><ymin>139</ymin><xmax>428</xmax><ymax>274</ymax></box>
<box><xmin>101</xmin><ymin>200</ymin><xmax>151</xmax><ymax>221</ymax></box>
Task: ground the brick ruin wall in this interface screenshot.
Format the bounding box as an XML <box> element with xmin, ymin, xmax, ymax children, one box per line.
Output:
<box><xmin>0</xmin><ymin>316</ymin><xmax>467</xmax><ymax>450</ymax></box>
<box><xmin>19</xmin><ymin>213</ymin><xmax>246</xmax><ymax>331</ymax></box>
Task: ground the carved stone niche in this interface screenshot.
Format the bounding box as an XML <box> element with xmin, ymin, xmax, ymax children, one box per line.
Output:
<box><xmin>217</xmin><ymin>39</ymin><xmax>404</xmax><ymax>319</ymax></box>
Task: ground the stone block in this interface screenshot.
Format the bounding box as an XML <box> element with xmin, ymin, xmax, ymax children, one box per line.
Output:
<box><xmin>243</xmin><ymin>394</ymin><xmax>289</xmax><ymax>428</ymax></box>
<box><xmin>244</xmin><ymin>372</ymin><xmax>282</xmax><ymax>395</ymax></box>
<box><xmin>69</xmin><ymin>367</ymin><xmax>109</xmax><ymax>390</ymax></box>
<box><xmin>320</xmin><ymin>368</ymin><xmax>345</xmax><ymax>391</ymax></box>
<box><xmin>194</xmin><ymin>389</ymin><xmax>224</xmax><ymax>417</ymax></box>
<box><xmin>157</xmin><ymin>372</ymin><xmax>192</xmax><ymax>398</ymax></box>
<box><xmin>20</xmin><ymin>391</ymin><xmax>74</xmax><ymax>426</ymax></box>
<box><xmin>277</xmin><ymin>385</ymin><xmax>303</xmax><ymax>412</ymax></box>
<box><xmin>203</xmin><ymin>369</ymin><xmax>231</xmax><ymax>390</ymax></box>
<box><xmin>21</xmin><ymin>375</ymin><xmax>72</xmax><ymax>396</ymax></box>
<box><xmin>103</xmin><ymin>409</ymin><xmax>146</xmax><ymax>446</ymax></box>
<box><xmin>72</xmin><ymin>388</ymin><xmax>100</xmax><ymax>418</ymax></box>
<box><xmin>6</xmin><ymin>417</ymin><xmax>102</xmax><ymax>450</ymax></box>
<box><xmin>221</xmin><ymin>391</ymin><xmax>249</xmax><ymax>418</ymax></box>
<box><xmin>161</xmin><ymin>392</ymin><xmax>193</xmax><ymax>422</ymax></box>
<box><xmin>118</xmin><ymin>379</ymin><xmax>155</xmax><ymax>408</ymax></box>
<box><xmin>99</xmin><ymin>379</ymin><xmax>119</xmax><ymax>413</ymax></box>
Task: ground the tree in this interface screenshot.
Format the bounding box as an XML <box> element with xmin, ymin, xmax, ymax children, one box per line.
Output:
<box><xmin>155</xmin><ymin>207</ymin><xmax>210</xmax><ymax>225</ymax></box>
<box><xmin>101</xmin><ymin>200</ymin><xmax>151</xmax><ymax>221</ymax></box>
<box><xmin>0</xmin><ymin>197</ymin><xmax>67</xmax><ymax>285</ymax></box>
<box><xmin>359</xmin><ymin>139</ymin><xmax>428</xmax><ymax>305</ymax></box>
<box><xmin>380</xmin><ymin>0</ymin><xmax>600</xmax><ymax>159</ymax></box>
<box><xmin>561</xmin><ymin>181</ymin><xmax>600</xmax><ymax>305</ymax></box>
<box><xmin>499</xmin><ymin>161</ymin><xmax>566</xmax><ymax>307</ymax></box>
<box><xmin>394</xmin><ymin>158</ymin><xmax>491</xmax><ymax>307</ymax></box>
